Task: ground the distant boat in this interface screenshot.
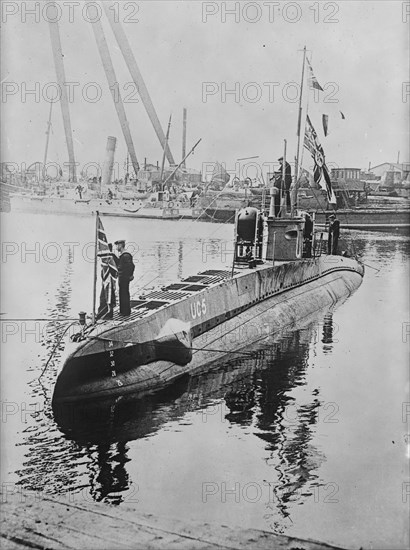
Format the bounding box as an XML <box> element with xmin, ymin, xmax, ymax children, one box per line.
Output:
<box><xmin>9</xmin><ymin>189</ymin><xmax>146</xmax><ymax>217</ymax></box>
<box><xmin>199</xmin><ymin>196</ymin><xmax>410</xmax><ymax>232</ymax></box>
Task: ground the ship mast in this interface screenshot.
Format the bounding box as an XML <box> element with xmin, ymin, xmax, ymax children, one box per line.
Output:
<box><xmin>160</xmin><ymin>114</ymin><xmax>172</xmax><ymax>187</ymax></box>
<box><xmin>92</xmin><ymin>211</ymin><xmax>99</xmax><ymax>325</ymax></box>
<box><xmin>42</xmin><ymin>101</ymin><xmax>53</xmax><ymax>182</ymax></box>
<box><xmin>126</xmin><ymin>153</ymin><xmax>130</xmax><ymax>183</ymax></box>
<box><xmin>282</xmin><ymin>139</ymin><xmax>287</xmax><ymax>214</ymax></box>
<box><xmin>182</xmin><ymin>108</ymin><xmax>187</xmax><ymax>168</ymax></box>
<box><xmin>295</xmin><ymin>46</ymin><xmax>307</xmax><ymax>184</ymax></box>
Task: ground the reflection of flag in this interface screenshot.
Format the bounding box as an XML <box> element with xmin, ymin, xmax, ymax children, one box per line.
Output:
<box><xmin>322</xmin><ymin>114</ymin><xmax>329</xmax><ymax>136</ymax></box>
<box><xmin>97</xmin><ymin>213</ymin><xmax>118</xmax><ymax>307</ymax></box>
<box><xmin>304</xmin><ymin>116</ymin><xmax>336</xmax><ymax>203</ymax></box>
<box><xmin>307</xmin><ymin>58</ymin><xmax>324</xmax><ymax>91</ymax></box>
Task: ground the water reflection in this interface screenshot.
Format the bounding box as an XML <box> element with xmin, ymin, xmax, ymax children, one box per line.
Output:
<box><xmin>342</xmin><ymin>231</ymin><xmax>410</xmax><ymax>269</ymax></box>
<box><xmin>6</xmin><ymin>216</ymin><xmax>408</xmax><ymax>547</ymax></box>
<box><xmin>321</xmin><ymin>312</ymin><xmax>334</xmax><ymax>353</ymax></box>
<box><xmin>14</xmin><ymin>248</ymin><xmax>90</xmax><ymax>496</ymax></box>
<box><xmin>250</xmin><ymin>331</ymin><xmax>325</xmax><ymax>531</ymax></box>
<box><xmin>137</xmin><ymin>240</ymin><xmax>187</xmax><ymax>292</ymax></box>
<box><xmin>51</xmin><ymin>309</ymin><xmax>334</xmax><ymax>516</ymax></box>
<box><xmin>88</xmin><ymin>442</ymin><xmax>131</xmax><ymax>505</ymax></box>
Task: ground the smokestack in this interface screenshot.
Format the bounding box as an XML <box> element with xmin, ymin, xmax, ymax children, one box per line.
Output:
<box><xmin>102</xmin><ymin>136</ymin><xmax>117</xmax><ymax>188</ymax></box>
<box><xmin>182</xmin><ymin>108</ymin><xmax>187</xmax><ymax>168</ymax></box>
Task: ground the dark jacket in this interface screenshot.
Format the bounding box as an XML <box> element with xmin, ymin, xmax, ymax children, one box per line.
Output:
<box><xmin>329</xmin><ymin>219</ymin><xmax>340</xmax><ymax>238</ymax></box>
<box><xmin>304</xmin><ymin>215</ymin><xmax>313</xmax><ymax>239</ymax></box>
<box><xmin>117</xmin><ymin>252</ymin><xmax>135</xmax><ymax>281</ymax></box>
<box><xmin>280</xmin><ymin>162</ymin><xmax>292</xmax><ymax>191</ymax></box>
<box><xmin>271</xmin><ymin>162</ymin><xmax>292</xmax><ymax>191</ymax></box>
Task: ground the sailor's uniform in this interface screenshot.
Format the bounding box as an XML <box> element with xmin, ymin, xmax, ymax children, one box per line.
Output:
<box><xmin>117</xmin><ymin>251</ymin><xmax>135</xmax><ymax>315</ymax></box>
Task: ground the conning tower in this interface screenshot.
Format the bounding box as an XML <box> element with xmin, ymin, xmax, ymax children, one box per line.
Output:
<box><xmin>234</xmin><ymin>207</ymin><xmax>264</xmax><ymax>267</ymax></box>
<box><xmin>266</xmin><ymin>218</ymin><xmax>304</xmax><ymax>261</ymax></box>
<box><xmin>234</xmin><ymin>208</ymin><xmax>316</xmax><ymax>265</ymax></box>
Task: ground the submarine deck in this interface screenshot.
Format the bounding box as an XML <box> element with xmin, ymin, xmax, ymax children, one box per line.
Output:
<box><xmin>111</xmin><ymin>269</ymin><xmax>241</xmax><ymax>323</ymax></box>
<box><xmin>101</xmin><ymin>258</ymin><xmax>359</xmax><ymax>326</ymax></box>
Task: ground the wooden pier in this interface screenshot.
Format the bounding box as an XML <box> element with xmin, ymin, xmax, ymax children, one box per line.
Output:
<box><xmin>1</xmin><ymin>490</ymin><xmax>348</xmax><ymax>550</ymax></box>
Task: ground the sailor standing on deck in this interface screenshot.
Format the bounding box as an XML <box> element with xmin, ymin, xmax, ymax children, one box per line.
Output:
<box><xmin>303</xmin><ymin>213</ymin><xmax>314</xmax><ymax>258</ymax></box>
<box><xmin>269</xmin><ymin>157</ymin><xmax>292</xmax><ymax>215</ymax></box>
<box><xmin>278</xmin><ymin>156</ymin><xmax>292</xmax><ymax>210</ymax></box>
<box><xmin>327</xmin><ymin>214</ymin><xmax>340</xmax><ymax>255</ymax></box>
<box><xmin>115</xmin><ymin>240</ymin><xmax>135</xmax><ymax>316</ymax></box>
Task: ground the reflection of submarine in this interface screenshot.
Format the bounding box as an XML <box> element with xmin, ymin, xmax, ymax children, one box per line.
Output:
<box><xmin>53</xmin><ymin>309</ymin><xmax>332</xmax><ymax>514</ymax></box>
<box><xmin>52</xmin><ymin>207</ymin><xmax>364</xmax><ymax>403</ymax></box>
<box><xmin>88</xmin><ymin>441</ymin><xmax>131</xmax><ymax>505</ymax></box>
<box><xmin>53</xmin><ymin>303</ymin><xmax>344</xmax><ymax>445</ymax></box>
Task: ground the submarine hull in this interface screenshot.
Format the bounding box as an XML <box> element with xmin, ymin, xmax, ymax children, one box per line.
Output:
<box><xmin>52</xmin><ymin>256</ymin><xmax>363</xmax><ymax>403</ymax></box>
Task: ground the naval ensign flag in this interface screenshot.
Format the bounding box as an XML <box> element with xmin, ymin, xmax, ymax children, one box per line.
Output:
<box><xmin>306</xmin><ymin>58</ymin><xmax>324</xmax><ymax>92</ymax></box>
<box><xmin>304</xmin><ymin>115</ymin><xmax>336</xmax><ymax>204</ymax></box>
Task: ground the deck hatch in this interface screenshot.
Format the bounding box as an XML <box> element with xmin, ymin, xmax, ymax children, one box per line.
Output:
<box><xmin>164</xmin><ymin>283</ymin><xmax>188</xmax><ymax>290</ymax></box>
<box><xmin>143</xmin><ymin>290</ymin><xmax>189</xmax><ymax>301</ymax></box>
<box><xmin>182</xmin><ymin>275</ymin><xmax>205</xmax><ymax>283</ymax></box>
<box><xmin>199</xmin><ymin>270</ymin><xmax>237</xmax><ymax>277</ymax></box>
<box><xmin>196</xmin><ymin>270</ymin><xmax>238</xmax><ymax>284</ymax></box>
<box><xmin>112</xmin><ymin>308</ymin><xmax>148</xmax><ymax>321</ymax></box>
<box><xmin>195</xmin><ymin>276</ymin><xmax>222</xmax><ymax>284</ymax></box>
<box><xmin>143</xmin><ymin>300</ymin><xmax>169</xmax><ymax>309</ymax></box>
<box><xmin>183</xmin><ymin>284</ymin><xmax>207</xmax><ymax>291</ymax></box>
<box><xmin>130</xmin><ymin>300</ymin><xmax>147</xmax><ymax>308</ymax></box>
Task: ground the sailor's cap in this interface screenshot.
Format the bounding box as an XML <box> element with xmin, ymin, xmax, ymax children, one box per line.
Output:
<box><xmin>114</xmin><ymin>239</ymin><xmax>126</xmax><ymax>245</ymax></box>
<box><xmin>328</xmin><ymin>214</ymin><xmax>336</xmax><ymax>219</ymax></box>
<box><xmin>278</xmin><ymin>156</ymin><xmax>283</xmax><ymax>161</ymax></box>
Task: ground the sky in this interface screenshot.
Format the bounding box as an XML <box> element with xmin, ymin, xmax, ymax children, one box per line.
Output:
<box><xmin>1</xmin><ymin>0</ymin><xmax>409</xmax><ymax>181</ymax></box>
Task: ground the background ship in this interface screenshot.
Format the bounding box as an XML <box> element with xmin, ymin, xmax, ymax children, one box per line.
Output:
<box><xmin>3</xmin><ymin>8</ymin><xmax>203</xmax><ymax>221</ymax></box>
<box><xmin>197</xmin><ymin>167</ymin><xmax>410</xmax><ymax>232</ymax></box>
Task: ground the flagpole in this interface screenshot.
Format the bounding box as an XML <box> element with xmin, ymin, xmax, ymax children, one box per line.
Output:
<box><xmin>281</xmin><ymin>139</ymin><xmax>287</xmax><ymax>216</ymax></box>
<box><xmin>160</xmin><ymin>114</ymin><xmax>172</xmax><ymax>191</ymax></box>
<box><xmin>42</xmin><ymin>100</ymin><xmax>53</xmax><ymax>182</ymax></box>
<box><xmin>295</xmin><ymin>46</ymin><xmax>307</xmax><ymax>183</ymax></box>
<box><xmin>92</xmin><ymin>210</ymin><xmax>99</xmax><ymax>325</ymax></box>
<box><xmin>231</xmin><ymin>209</ymin><xmax>238</xmax><ymax>277</ymax></box>
<box><xmin>299</xmin><ymin>59</ymin><xmax>312</xmax><ymax>190</ymax></box>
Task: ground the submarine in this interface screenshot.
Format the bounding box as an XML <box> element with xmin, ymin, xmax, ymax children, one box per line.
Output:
<box><xmin>52</xmin><ymin>207</ymin><xmax>364</xmax><ymax>404</ymax></box>
<box><xmin>52</xmin><ymin>304</ymin><xmax>345</xmax><ymax>444</ymax></box>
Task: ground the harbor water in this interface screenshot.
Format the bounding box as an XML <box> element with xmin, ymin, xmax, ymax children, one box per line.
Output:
<box><xmin>1</xmin><ymin>213</ymin><xmax>409</xmax><ymax>549</ymax></box>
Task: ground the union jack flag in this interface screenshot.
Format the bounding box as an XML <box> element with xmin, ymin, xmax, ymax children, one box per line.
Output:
<box><xmin>304</xmin><ymin>115</ymin><xmax>336</xmax><ymax>204</ymax></box>
<box><xmin>97</xmin><ymin>214</ymin><xmax>118</xmax><ymax>314</ymax></box>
